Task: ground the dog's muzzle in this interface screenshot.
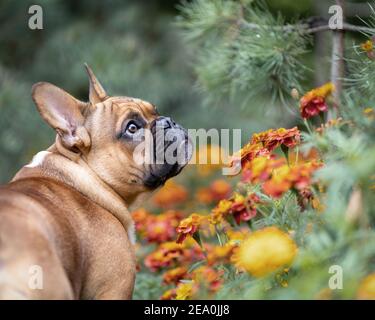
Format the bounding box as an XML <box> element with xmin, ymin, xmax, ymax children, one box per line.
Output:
<box><xmin>144</xmin><ymin>116</ymin><xmax>192</xmax><ymax>189</ymax></box>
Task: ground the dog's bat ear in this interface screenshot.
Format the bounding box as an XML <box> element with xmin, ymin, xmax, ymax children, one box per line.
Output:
<box><xmin>32</xmin><ymin>82</ymin><xmax>91</xmax><ymax>152</ymax></box>
<box><xmin>84</xmin><ymin>63</ymin><xmax>108</xmax><ymax>105</ymax></box>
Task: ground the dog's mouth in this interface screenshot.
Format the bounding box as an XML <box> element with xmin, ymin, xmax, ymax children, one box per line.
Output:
<box><xmin>143</xmin><ymin>117</ymin><xmax>192</xmax><ymax>189</ymax></box>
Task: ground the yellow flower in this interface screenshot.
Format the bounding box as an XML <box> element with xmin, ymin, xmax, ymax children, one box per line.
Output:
<box><xmin>209</xmin><ymin>199</ymin><xmax>232</xmax><ymax>224</ymax></box>
<box><xmin>227</xmin><ymin>228</ymin><xmax>250</xmax><ymax>243</ymax></box>
<box><xmin>357</xmin><ymin>273</ymin><xmax>375</xmax><ymax>299</ymax></box>
<box><xmin>361</xmin><ymin>40</ymin><xmax>374</xmax><ymax>52</ymax></box>
<box><xmin>232</xmin><ymin>226</ymin><xmax>298</xmax><ymax>277</ymax></box>
<box><xmin>176</xmin><ymin>213</ymin><xmax>206</xmax><ymax>244</ymax></box>
<box><xmin>176</xmin><ymin>282</ymin><xmax>195</xmax><ymax>300</ymax></box>
<box><xmin>363</xmin><ymin>107</ymin><xmax>374</xmax><ymax>120</ymax></box>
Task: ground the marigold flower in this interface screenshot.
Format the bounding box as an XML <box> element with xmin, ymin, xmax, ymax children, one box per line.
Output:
<box><xmin>361</xmin><ymin>40</ymin><xmax>374</xmax><ymax>52</ymax></box>
<box><xmin>210</xmin><ymin>179</ymin><xmax>232</xmax><ymax>201</ymax></box>
<box><xmin>144</xmin><ymin>210</ymin><xmax>183</xmax><ymax>243</ymax></box>
<box><xmin>191</xmin><ymin>266</ymin><xmax>224</xmax><ymax>292</ymax></box>
<box><xmin>160</xmin><ymin>288</ymin><xmax>177</xmax><ymax>300</ymax></box>
<box><xmin>131</xmin><ymin>208</ymin><xmax>151</xmax><ymax>234</ymax></box>
<box><xmin>163</xmin><ymin>267</ymin><xmax>188</xmax><ymax>285</ymax></box>
<box><xmin>232</xmin><ymin>128</ymin><xmax>300</xmax><ymax>170</ymax></box>
<box><xmin>263</xmin><ymin>127</ymin><xmax>301</xmax><ymax>151</ymax></box>
<box><xmin>196</xmin><ymin>187</ymin><xmax>214</xmax><ymax>204</ymax></box>
<box><xmin>227</xmin><ymin>228</ymin><xmax>250</xmax><ymax>242</ymax></box>
<box><xmin>262</xmin><ymin>160</ymin><xmax>322</xmax><ymax>198</ymax></box>
<box><xmin>300</xmin><ymin>82</ymin><xmax>334</xmax><ymax>119</ymax></box>
<box><xmin>228</xmin><ymin>193</ymin><xmax>261</xmax><ymax>225</ymax></box>
<box><xmin>196</xmin><ymin>180</ymin><xmax>231</xmax><ymax>205</ymax></box>
<box><xmin>242</xmin><ymin>156</ymin><xmax>286</xmax><ymax>184</ymax></box>
<box><xmin>144</xmin><ymin>242</ymin><xmax>185</xmax><ymax>271</ymax></box>
<box><xmin>262</xmin><ymin>165</ymin><xmax>293</xmax><ymax>198</ymax></box>
<box><xmin>232</xmin><ymin>226</ymin><xmax>298</xmax><ymax>277</ymax></box>
<box><xmin>175</xmin><ymin>282</ymin><xmax>196</xmax><ymax>300</ymax></box>
<box><xmin>363</xmin><ymin>108</ymin><xmax>374</xmax><ymax>120</ymax></box>
<box><xmin>207</xmin><ymin>243</ymin><xmax>235</xmax><ymax>265</ymax></box>
<box><xmin>152</xmin><ymin>180</ymin><xmax>188</xmax><ymax>208</ymax></box>
<box><xmin>209</xmin><ymin>199</ymin><xmax>232</xmax><ymax>224</ymax></box>
<box><xmin>357</xmin><ymin>273</ymin><xmax>375</xmax><ymax>299</ymax></box>
<box><xmin>176</xmin><ymin>213</ymin><xmax>206</xmax><ymax>244</ymax></box>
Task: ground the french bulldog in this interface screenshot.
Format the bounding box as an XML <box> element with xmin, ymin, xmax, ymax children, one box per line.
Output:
<box><xmin>0</xmin><ymin>65</ymin><xmax>191</xmax><ymax>299</ymax></box>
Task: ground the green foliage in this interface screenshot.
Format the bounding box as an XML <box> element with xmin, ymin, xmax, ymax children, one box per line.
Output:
<box><xmin>176</xmin><ymin>0</ymin><xmax>311</xmax><ymax>107</ymax></box>
<box><xmin>0</xmin><ymin>0</ymin><xmax>200</xmax><ymax>182</ymax></box>
<box><xmin>0</xmin><ymin>66</ymin><xmax>52</xmax><ymax>179</ymax></box>
<box><xmin>133</xmin><ymin>272</ymin><xmax>166</xmax><ymax>300</ymax></box>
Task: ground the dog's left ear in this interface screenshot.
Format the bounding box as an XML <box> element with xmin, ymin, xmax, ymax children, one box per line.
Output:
<box><xmin>84</xmin><ymin>63</ymin><xmax>108</xmax><ymax>105</ymax></box>
<box><xmin>32</xmin><ymin>82</ymin><xmax>91</xmax><ymax>152</ymax></box>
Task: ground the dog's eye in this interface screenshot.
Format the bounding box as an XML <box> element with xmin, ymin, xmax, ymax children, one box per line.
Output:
<box><xmin>125</xmin><ymin>121</ymin><xmax>139</xmax><ymax>134</ymax></box>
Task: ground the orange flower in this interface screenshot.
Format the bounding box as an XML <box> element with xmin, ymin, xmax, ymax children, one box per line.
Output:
<box><xmin>263</xmin><ymin>127</ymin><xmax>301</xmax><ymax>151</ymax></box>
<box><xmin>262</xmin><ymin>165</ymin><xmax>293</xmax><ymax>198</ymax></box>
<box><xmin>361</xmin><ymin>39</ymin><xmax>373</xmax><ymax>52</ymax></box>
<box><xmin>163</xmin><ymin>267</ymin><xmax>188</xmax><ymax>285</ymax></box>
<box><xmin>210</xmin><ymin>179</ymin><xmax>232</xmax><ymax>201</ymax></box>
<box><xmin>242</xmin><ymin>156</ymin><xmax>286</xmax><ymax>184</ymax></box>
<box><xmin>209</xmin><ymin>193</ymin><xmax>260</xmax><ymax>226</ymax></box>
<box><xmin>231</xmin><ymin>140</ymin><xmax>270</xmax><ymax>169</ymax></box>
<box><xmin>160</xmin><ymin>288</ymin><xmax>177</xmax><ymax>300</ymax></box>
<box><xmin>152</xmin><ymin>180</ymin><xmax>188</xmax><ymax>208</ymax></box>
<box><xmin>300</xmin><ymin>82</ymin><xmax>334</xmax><ymax>119</ymax></box>
<box><xmin>232</xmin><ymin>128</ymin><xmax>300</xmax><ymax>169</ymax></box>
<box><xmin>210</xmin><ymin>199</ymin><xmax>232</xmax><ymax>224</ymax></box>
<box><xmin>144</xmin><ymin>210</ymin><xmax>183</xmax><ymax>243</ymax></box>
<box><xmin>229</xmin><ymin>193</ymin><xmax>260</xmax><ymax>225</ymax></box>
<box><xmin>207</xmin><ymin>243</ymin><xmax>236</xmax><ymax>265</ymax></box>
<box><xmin>196</xmin><ymin>187</ymin><xmax>214</xmax><ymax>204</ymax></box>
<box><xmin>196</xmin><ymin>180</ymin><xmax>232</xmax><ymax>205</ymax></box>
<box><xmin>144</xmin><ymin>242</ymin><xmax>185</xmax><ymax>271</ymax></box>
<box><xmin>176</xmin><ymin>213</ymin><xmax>206</xmax><ymax>244</ymax></box>
<box><xmin>262</xmin><ymin>160</ymin><xmax>322</xmax><ymax>198</ymax></box>
<box><xmin>191</xmin><ymin>266</ymin><xmax>224</xmax><ymax>292</ymax></box>
<box><xmin>131</xmin><ymin>208</ymin><xmax>151</xmax><ymax>234</ymax></box>
<box><xmin>227</xmin><ymin>228</ymin><xmax>250</xmax><ymax>242</ymax></box>
<box><xmin>175</xmin><ymin>281</ymin><xmax>197</xmax><ymax>300</ymax></box>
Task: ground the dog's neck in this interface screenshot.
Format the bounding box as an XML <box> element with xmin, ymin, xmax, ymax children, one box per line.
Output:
<box><xmin>12</xmin><ymin>144</ymin><xmax>136</xmax><ymax>244</ymax></box>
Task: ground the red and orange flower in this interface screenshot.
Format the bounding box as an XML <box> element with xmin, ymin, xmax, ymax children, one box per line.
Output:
<box><xmin>300</xmin><ymin>82</ymin><xmax>334</xmax><ymax>119</ymax></box>
<box><xmin>163</xmin><ymin>267</ymin><xmax>188</xmax><ymax>285</ymax></box>
<box><xmin>228</xmin><ymin>193</ymin><xmax>261</xmax><ymax>225</ymax></box>
<box><xmin>176</xmin><ymin>213</ymin><xmax>207</xmax><ymax>244</ymax></box>
<box><xmin>262</xmin><ymin>160</ymin><xmax>322</xmax><ymax>198</ymax></box>
<box><xmin>232</xmin><ymin>127</ymin><xmax>300</xmax><ymax>170</ymax></box>
<box><xmin>144</xmin><ymin>242</ymin><xmax>185</xmax><ymax>271</ymax></box>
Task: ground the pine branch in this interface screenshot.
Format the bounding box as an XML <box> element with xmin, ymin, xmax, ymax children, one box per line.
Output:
<box><xmin>238</xmin><ymin>18</ymin><xmax>375</xmax><ymax>35</ymax></box>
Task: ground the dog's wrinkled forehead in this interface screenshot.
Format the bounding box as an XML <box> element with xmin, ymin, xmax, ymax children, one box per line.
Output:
<box><xmin>105</xmin><ymin>96</ymin><xmax>159</xmax><ymax>121</ymax></box>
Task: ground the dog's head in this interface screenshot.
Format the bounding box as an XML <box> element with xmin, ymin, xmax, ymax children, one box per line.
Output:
<box><xmin>31</xmin><ymin>65</ymin><xmax>192</xmax><ymax>205</ymax></box>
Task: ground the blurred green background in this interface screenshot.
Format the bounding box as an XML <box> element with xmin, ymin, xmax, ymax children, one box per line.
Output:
<box><xmin>0</xmin><ymin>0</ymin><xmax>368</xmax><ymax>183</ymax></box>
